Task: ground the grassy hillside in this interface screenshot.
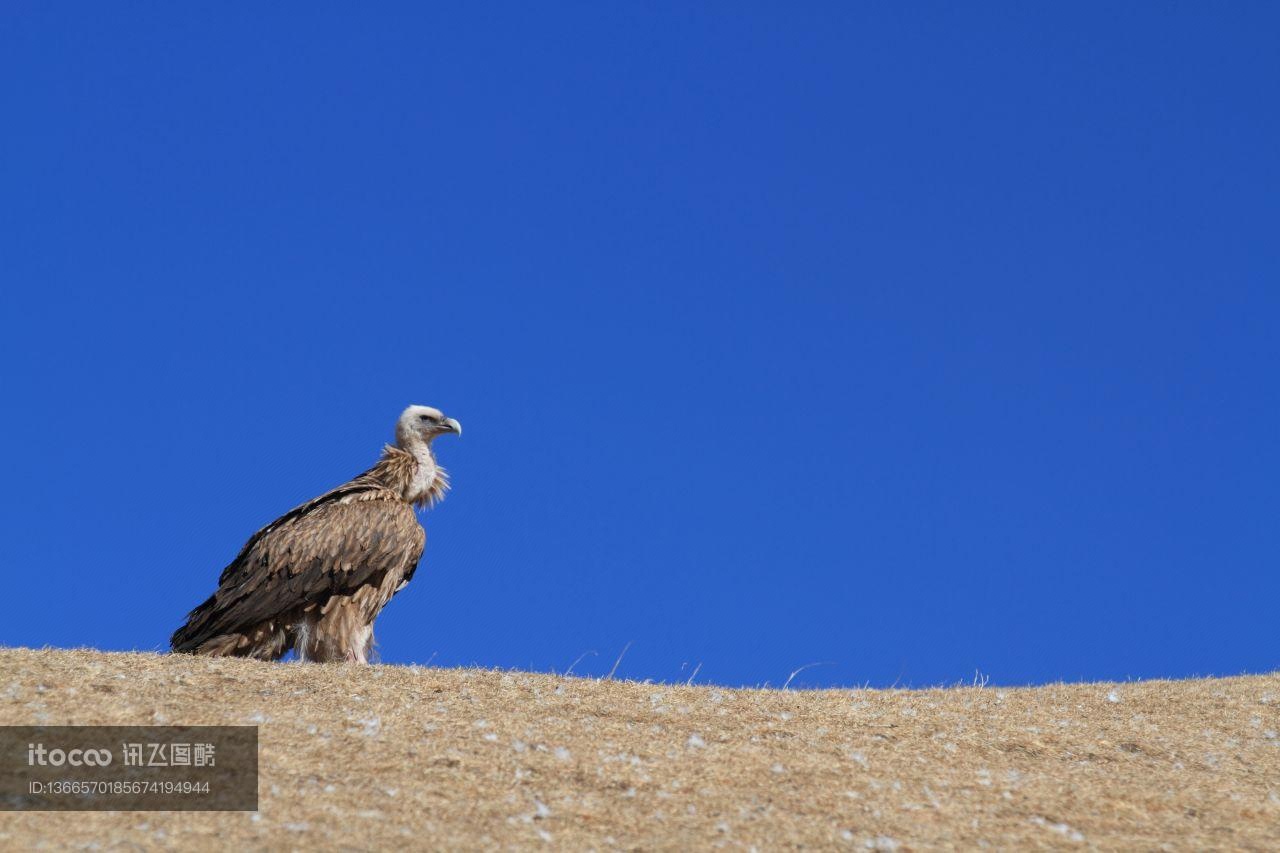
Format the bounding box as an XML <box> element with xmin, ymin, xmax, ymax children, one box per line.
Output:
<box><xmin>0</xmin><ymin>647</ymin><xmax>1277</xmax><ymax>850</ymax></box>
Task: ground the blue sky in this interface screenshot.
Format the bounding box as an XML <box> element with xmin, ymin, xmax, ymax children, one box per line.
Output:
<box><xmin>2</xmin><ymin>4</ymin><xmax>1276</xmax><ymax>687</ymax></box>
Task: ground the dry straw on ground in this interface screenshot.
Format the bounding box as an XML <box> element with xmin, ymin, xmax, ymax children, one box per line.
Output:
<box><xmin>0</xmin><ymin>647</ymin><xmax>1277</xmax><ymax>850</ymax></box>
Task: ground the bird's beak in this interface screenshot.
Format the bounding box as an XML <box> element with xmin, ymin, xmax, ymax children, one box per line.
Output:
<box><xmin>443</xmin><ymin>417</ymin><xmax>462</xmax><ymax>436</ymax></box>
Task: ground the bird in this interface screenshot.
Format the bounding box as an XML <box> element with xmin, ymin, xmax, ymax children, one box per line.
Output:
<box><xmin>170</xmin><ymin>404</ymin><xmax>461</xmax><ymax>663</ymax></box>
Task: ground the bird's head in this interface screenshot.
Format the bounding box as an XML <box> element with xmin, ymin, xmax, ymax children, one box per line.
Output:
<box><xmin>396</xmin><ymin>404</ymin><xmax>462</xmax><ymax>447</ymax></box>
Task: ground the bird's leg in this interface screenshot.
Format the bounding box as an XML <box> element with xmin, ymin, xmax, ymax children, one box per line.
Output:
<box><xmin>347</xmin><ymin>631</ymin><xmax>371</xmax><ymax>664</ymax></box>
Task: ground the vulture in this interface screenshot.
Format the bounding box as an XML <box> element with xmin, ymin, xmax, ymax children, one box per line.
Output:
<box><xmin>170</xmin><ymin>405</ymin><xmax>461</xmax><ymax>663</ymax></box>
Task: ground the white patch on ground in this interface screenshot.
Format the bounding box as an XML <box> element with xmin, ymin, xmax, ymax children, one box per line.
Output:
<box><xmin>1030</xmin><ymin>816</ymin><xmax>1085</xmax><ymax>842</ymax></box>
<box><xmin>352</xmin><ymin>716</ymin><xmax>381</xmax><ymax>736</ymax></box>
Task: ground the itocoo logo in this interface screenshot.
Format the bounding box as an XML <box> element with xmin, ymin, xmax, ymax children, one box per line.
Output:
<box><xmin>27</xmin><ymin>743</ymin><xmax>113</xmax><ymax>766</ymax></box>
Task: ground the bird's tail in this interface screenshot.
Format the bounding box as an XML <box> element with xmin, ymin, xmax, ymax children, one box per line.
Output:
<box><xmin>171</xmin><ymin>596</ymin><xmax>292</xmax><ymax>660</ymax></box>
<box><xmin>169</xmin><ymin>593</ymin><xmax>221</xmax><ymax>654</ymax></box>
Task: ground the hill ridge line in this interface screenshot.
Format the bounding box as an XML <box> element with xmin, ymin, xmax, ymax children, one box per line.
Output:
<box><xmin>1</xmin><ymin>646</ymin><xmax>1277</xmax><ymax>848</ymax></box>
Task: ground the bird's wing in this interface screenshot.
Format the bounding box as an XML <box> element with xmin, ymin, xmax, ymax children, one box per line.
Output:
<box><xmin>172</xmin><ymin>491</ymin><xmax>424</xmax><ymax>651</ymax></box>
<box><xmin>214</xmin><ymin>481</ymin><xmax>376</xmax><ymax>585</ymax></box>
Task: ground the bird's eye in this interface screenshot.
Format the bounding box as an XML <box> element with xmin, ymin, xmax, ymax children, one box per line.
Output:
<box><xmin>419</xmin><ymin>414</ymin><xmax>431</xmax><ymax>422</ymax></box>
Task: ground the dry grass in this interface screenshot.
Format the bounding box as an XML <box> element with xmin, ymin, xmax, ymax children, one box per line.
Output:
<box><xmin>1</xmin><ymin>647</ymin><xmax>1278</xmax><ymax>850</ymax></box>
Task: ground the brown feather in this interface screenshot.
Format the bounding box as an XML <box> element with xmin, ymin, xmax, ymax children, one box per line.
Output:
<box><xmin>171</xmin><ymin>439</ymin><xmax>444</xmax><ymax>662</ymax></box>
